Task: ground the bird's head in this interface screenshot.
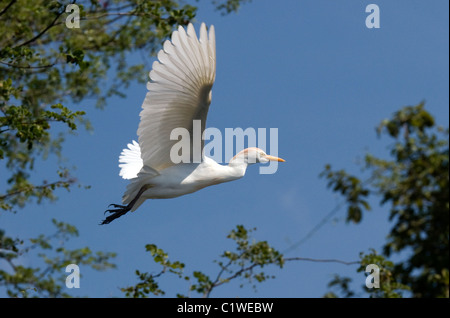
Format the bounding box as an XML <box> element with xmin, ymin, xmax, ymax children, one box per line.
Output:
<box><xmin>230</xmin><ymin>147</ymin><xmax>285</xmax><ymax>165</ymax></box>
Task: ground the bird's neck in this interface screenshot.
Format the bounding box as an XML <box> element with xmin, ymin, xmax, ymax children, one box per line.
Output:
<box><xmin>226</xmin><ymin>159</ymin><xmax>250</xmax><ymax>179</ymax></box>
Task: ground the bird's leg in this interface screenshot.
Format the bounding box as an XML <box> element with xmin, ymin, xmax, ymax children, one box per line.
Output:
<box><xmin>101</xmin><ymin>205</ymin><xmax>130</xmax><ymax>225</ymax></box>
<box><xmin>101</xmin><ymin>185</ymin><xmax>151</xmax><ymax>225</ymax></box>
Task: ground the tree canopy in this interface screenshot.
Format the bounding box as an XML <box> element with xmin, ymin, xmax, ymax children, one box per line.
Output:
<box><xmin>322</xmin><ymin>103</ymin><xmax>449</xmax><ymax>298</ymax></box>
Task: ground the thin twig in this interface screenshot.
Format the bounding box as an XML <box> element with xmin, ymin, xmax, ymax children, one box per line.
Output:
<box><xmin>15</xmin><ymin>5</ymin><xmax>68</xmax><ymax>48</ymax></box>
<box><xmin>282</xmin><ymin>202</ymin><xmax>344</xmax><ymax>254</ymax></box>
<box><xmin>0</xmin><ymin>0</ymin><xmax>16</xmax><ymax>17</ymax></box>
<box><xmin>205</xmin><ymin>254</ymin><xmax>243</xmax><ymax>298</ymax></box>
<box><xmin>0</xmin><ymin>179</ymin><xmax>75</xmax><ymax>201</ymax></box>
<box><xmin>284</xmin><ymin>257</ymin><xmax>360</xmax><ymax>266</ymax></box>
<box><xmin>0</xmin><ymin>60</ymin><xmax>56</xmax><ymax>69</ymax></box>
<box><xmin>283</xmin><ymin>176</ymin><xmax>376</xmax><ymax>254</ymax></box>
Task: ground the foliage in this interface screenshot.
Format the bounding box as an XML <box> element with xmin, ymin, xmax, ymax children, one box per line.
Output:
<box><xmin>322</xmin><ymin>102</ymin><xmax>449</xmax><ymax>297</ymax></box>
<box><xmin>324</xmin><ymin>250</ymin><xmax>411</xmax><ymax>298</ymax></box>
<box><xmin>121</xmin><ymin>243</ymin><xmax>186</xmax><ymax>297</ymax></box>
<box><xmin>0</xmin><ymin>219</ymin><xmax>116</xmax><ymax>297</ymax></box>
<box><xmin>121</xmin><ymin>225</ymin><xmax>284</xmax><ymax>298</ymax></box>
<box><xmin>212</xmin><ymin>0</ymin><xmax>252</xmax><ymax>15</ymax></box>
<box><xmin>357</xmin><ymin>250</ymin><xmax>410</xmax><ymax>298</ymax></box>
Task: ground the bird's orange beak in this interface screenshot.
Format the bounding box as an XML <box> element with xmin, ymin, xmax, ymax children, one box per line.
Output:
<box><xmin>265</xmin><ymin>155</ymin><xmax>285</xmax><ymax>162</ymax></box>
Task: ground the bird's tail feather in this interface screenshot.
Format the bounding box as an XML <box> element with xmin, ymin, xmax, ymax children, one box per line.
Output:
<box><xmin>119</xmin><ymin>140</ymin><xmax>144</xmax><ymax>180</ymax></box>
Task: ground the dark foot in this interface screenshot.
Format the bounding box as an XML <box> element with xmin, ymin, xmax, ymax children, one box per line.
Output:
<box><xmin>108</xmin><ymin>203</ymin><xmax>127</xmax><ymax>209</ymax></box>
<box><xmin>101</xmin><ymin>204</ymin><xmax>131</xmax><ymax>225</ymax></box>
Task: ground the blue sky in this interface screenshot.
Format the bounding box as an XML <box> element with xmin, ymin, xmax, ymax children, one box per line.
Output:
<box><xmin>1</xmin><ymin>0</ymin><xmax>449</xmax><ymax>297</ymax></box>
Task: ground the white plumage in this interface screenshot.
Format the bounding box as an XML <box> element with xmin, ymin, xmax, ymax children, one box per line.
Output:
<box><xmin>118</xmin><ymin>140</ymin><xmax>142</xmax><ymax>179</ymax></box>
<box><xmin>103</xmin><ymin>23</ymin><xmax>284</xmax><ymax>224</ymax></box>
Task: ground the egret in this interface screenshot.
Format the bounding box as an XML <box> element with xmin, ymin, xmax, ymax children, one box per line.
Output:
<box><xmin>102</xmin><ymin>23</ymin><xmax>285</xmax><ymax>224</ymax></box>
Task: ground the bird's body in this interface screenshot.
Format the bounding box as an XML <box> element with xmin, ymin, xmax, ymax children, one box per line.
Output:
<box><xmin>138</xmin><ymin>158</ymin><xmax>243</xmax><ymax>198</ymax></box>
<box><xmin>102</xmin><ymin>23</ymin><xmax>284</xmax><ymax>224</ymax></box>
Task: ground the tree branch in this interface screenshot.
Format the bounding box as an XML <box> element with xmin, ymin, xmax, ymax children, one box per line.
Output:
<box><xmin>15</xmin><ymin>7</ymin><xmax>66</xmax><ymax>48</ymax></box>
<box><xmin>0</xmin><ymin>0</ymin><xmax>16</xmax><ymax>18</ymax></box>
<box><xmin>283</xmin><ymin>176</ymin><xmax>376</xmax><ymax>254</ymax></box>
<box><xmin>284</xmin><ymin>257</ymin><xmax>360</xmax><ymax>266</ymax></box>
<box><xmin>0</xmin><ymin>60</ymin><xmax>56</xmax><ymax>70</ymax></box>
<box><xmin>205</xmin><ymin>255</ymin><xmax>359</xmax><ymax>297</ymax></box>
<box><xmin>0</xmin><ymin>179</ymin><xmax>75</xmax><ymax>201</ymax></box>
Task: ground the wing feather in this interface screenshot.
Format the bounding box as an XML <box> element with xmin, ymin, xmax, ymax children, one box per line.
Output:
<box><xmin>137</xmin><ymin>23</ymin><xmax>216</xmax><ymax>171</ymax></box>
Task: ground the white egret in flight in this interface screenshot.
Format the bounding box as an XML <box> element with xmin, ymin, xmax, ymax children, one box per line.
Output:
<box><xmin>102</xmin><ymin>23</ymin><xmax>285</xmax><ymax>224</ymax></box>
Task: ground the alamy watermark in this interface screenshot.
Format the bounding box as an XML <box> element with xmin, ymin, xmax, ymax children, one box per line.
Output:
<box><xmin>65</xmin><ymin>4</ymin><xmax>381</xmax><ymax>30</ymax></box>
<box><xmin>170</xmin><ymin>120</ymin><xmax>281</xmax><ymax>174</ymax></box>
<box><xmin>65</xmin><ymin>4</ymin><xmax>80</xmax><ymax>29</ymax></box>
<box><xmin>366</xmin><ymin>4</ymin><xmax>380</xmax><ymax>29</ymax></box>
<box><xmin>65</xmin><ymin>264</ymin><xmax>80</xmax><ymax>288</ymax></box>
<box><xmin>365</xmin><ymin>264</ymin><xmax>380</xmax><ymax>289</ymax></box>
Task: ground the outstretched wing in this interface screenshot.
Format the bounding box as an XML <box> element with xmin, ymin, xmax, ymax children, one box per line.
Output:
<box><xmin>137</xmin><ymin>23</ymin><xmax>216</xmax><ymax>171</ymax></box>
